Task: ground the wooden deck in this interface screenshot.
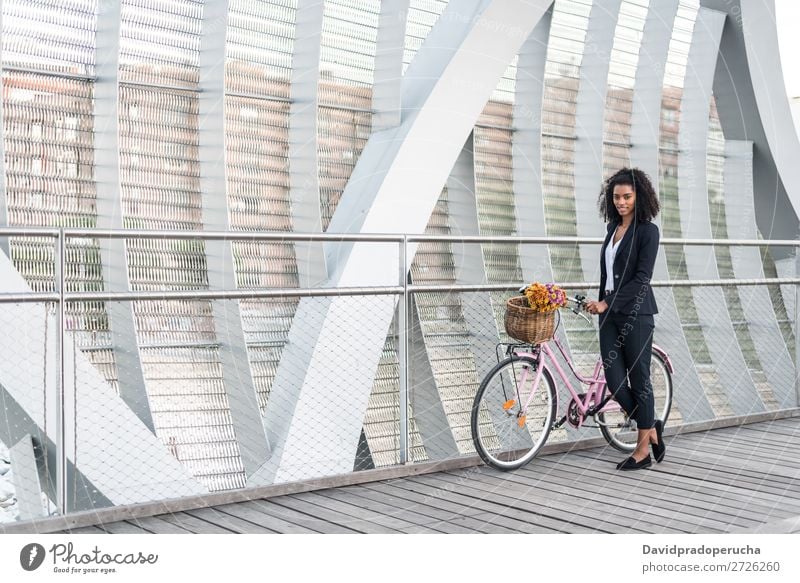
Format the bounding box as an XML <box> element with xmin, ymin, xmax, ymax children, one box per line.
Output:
<box><xmin>40</xmin><ymin>417</ymin><xmax>800</xmax><ymax>534</ymax></box>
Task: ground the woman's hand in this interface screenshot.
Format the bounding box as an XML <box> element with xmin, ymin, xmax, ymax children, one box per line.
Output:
<box><xmin>585</xmin><ymin>300</ymin><xmax>608</xmax><ymax>315</ymax></box>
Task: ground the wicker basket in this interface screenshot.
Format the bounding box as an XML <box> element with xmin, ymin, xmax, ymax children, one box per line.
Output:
<box><xmin>504</xmin><ymin>296</ymin><xmax>556</xmax><ymax>344</ymax></box>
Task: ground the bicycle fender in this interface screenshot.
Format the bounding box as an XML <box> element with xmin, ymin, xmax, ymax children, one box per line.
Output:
<box><xmin>651</xmin><ymin>343</ymin><xmax>673</xmax><ymax>374</ymax></box>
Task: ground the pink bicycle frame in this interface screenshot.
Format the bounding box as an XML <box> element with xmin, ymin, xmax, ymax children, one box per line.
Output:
<box><xmin>514</xmin><ymin>335</ymin><xmax>670</xmax><ymax>429</ymax></box>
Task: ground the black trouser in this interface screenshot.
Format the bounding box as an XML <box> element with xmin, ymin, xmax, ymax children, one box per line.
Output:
<box><xmin>598</xmin><ymin>306</ymin><xmax>656</xmax><ymax>430</ymax></box>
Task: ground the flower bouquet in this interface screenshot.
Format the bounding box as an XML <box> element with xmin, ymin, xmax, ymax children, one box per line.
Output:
<box><xmin>505</xmin><ymin>282</ymin><xmax>567</xmax><ymax>344</ymax></box>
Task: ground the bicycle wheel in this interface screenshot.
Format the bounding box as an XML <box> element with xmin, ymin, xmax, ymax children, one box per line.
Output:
<box><xmin>597</xmin><ymin>351</ymin><xmax>673</xmax><ymax>452</ymax></box>
<box><xmin>471</xmin><ymin>355</ymin><xmax>557</xmax><ymax>470</ymax></box>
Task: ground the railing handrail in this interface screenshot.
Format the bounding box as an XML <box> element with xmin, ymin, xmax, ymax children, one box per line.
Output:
<box><xmin>1</xmin><ymin>227</ymin><xmax>798</xmax><ymax>247</ymax></box>
<box><xmin>2</xmin><ymin>278</ymin><xmax>797</xmax><ymax>304</ymax></box>
<box><xmin>407</xmin><ymin>234</ymin><xmax>800</xmax><ymax>246</ymax></box>
<box><xmin>2</xmin><ymin>226</ymin><xmax>800</xmax><ymax>518</ymax></box>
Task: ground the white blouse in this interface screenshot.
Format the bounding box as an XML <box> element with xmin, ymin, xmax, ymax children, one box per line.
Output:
<box><xmin>604</xmin><ymin>229</ymin><xmax>623</xmax><ymax>293</ymax></box>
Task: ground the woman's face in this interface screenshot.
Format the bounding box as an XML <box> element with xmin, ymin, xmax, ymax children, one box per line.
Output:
<box><xmin>613</xmin><ymin>184</ymin><xmax>636</xmax><ymax>221</ymax></box>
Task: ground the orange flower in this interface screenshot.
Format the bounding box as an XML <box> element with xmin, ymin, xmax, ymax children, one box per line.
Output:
<box><xmin>523</xmin><ymin>282</ymin><xmax>567</xmax><ymax>312</ymax></box>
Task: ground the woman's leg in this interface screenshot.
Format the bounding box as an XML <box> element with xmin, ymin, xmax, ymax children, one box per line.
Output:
<box><xmin>598</xmin><ymin>311</ymin><xmax>636</xmax><ymax>417</ymax></box>
<box><xmin>622</xmin><ymin>313</ymin><xmax>657</xmax><ymax>459</ymax></box>
<box><xmin>623</xmin><ymin>314</ymin><xmax>655</xmax><ymax>428</ymax></box>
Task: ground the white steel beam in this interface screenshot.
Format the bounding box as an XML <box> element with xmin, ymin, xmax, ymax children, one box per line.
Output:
<box><xmin>198</xmin><ymin>0</ymin><xmax>270</xmax><ymax>476</ymax></box>
<box><xmin>629</xmin><ymin>0</ymin><xmax>714</xmax><ymax>422</ymax></box>
<box><xmin>249</xmin><ymin>0</ymin><xmax>554</xmax><ymax>485</ymax></box>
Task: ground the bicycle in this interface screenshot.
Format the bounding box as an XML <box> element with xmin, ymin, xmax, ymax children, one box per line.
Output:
<box><xmin>470</xmin><ymin>294</ymin><xmax>673</xmax><ymax>471</ymax></box>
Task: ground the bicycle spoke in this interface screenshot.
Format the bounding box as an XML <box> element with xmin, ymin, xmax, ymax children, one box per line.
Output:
<box><xmin>471</xmin><ymin>356</ymin><xmax>556</xmax><ymax>470</ymax></box>
<box><xmin>597</xmin><ymin>352</ymin><xmax>673</xmax><ymax>452</ymax></box>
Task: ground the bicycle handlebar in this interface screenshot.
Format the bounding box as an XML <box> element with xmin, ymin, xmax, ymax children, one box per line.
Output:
<box><xmin>566</xmin><ymin>294</ymin><xmax>592</xmax><ymax>323</ymax></box>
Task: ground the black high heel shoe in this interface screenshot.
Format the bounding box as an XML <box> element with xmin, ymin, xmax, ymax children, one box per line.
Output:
<box><xmin>651</xmin><ymin>419</ymin><xmax>666</xmax><ymax>463</ymax></box>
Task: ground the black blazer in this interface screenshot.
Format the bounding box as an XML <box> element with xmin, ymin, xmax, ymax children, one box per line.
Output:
<box><xmin>598</xmin><ymin>218</ymin><xmax>659</xmax><ymax>315</ymax></box>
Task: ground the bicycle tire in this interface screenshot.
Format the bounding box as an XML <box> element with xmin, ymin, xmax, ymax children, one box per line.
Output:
<box><xmin>471</xmin><ymin>355</ymin><xmax>557</xmax><ymax>471</ymax></box>
<box><xmin>597</xmin><ymin>350</ymin><xmax>673</xmax><ymax>453</ymax></box>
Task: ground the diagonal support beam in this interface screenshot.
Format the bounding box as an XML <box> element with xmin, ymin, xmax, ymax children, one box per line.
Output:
<box><xmin>575</xmin><ymin>0</ymin><xmax>623</xmax><ymax>280</ymax></box>
<box><xmin>723</xmin><ymin>140</ymin><xmax>796</xmax><ymax>408</ymax></box>
<box><xmin>249</xmin><ymin>0</ymin><xmax>554</xmax><ymax>485</ymax></box>
<box><xmin>373</xmin><ymin>0</ymin><xmax>411</xmax><ymax>131</ymax></box>
<box><xmin>678</xmin><ymin>7</ymin><xmax>763</xmax><ymax>416</ymax></box>
<box><xmin>629</xmin><ymin>0</ymin><xmax>713</xmax><ymax>422</ymax></box>
<box><xmin>289</xmin><ymin>0</ymin><xmax>328</xmax><ymax>288</ymax></box>
<box><xmin>0</xmin><ymin>255</ymin><xmax>206</xmax><ymax>510</ymax></box>
<box><xmin>8</xmin><ymin>435</ymin><xmax>45</xmax><ymax>521</ymax></box>
<box><xmin>94</xmin><ymin>0</ymin><xmax>154</xmax><ymax>432</ymax></box>
<box><xmin>511</xmin><ymin>5</ymin><xmax>590</xmax><ymax>439</ymax></box>
<box><xmin>197</xmin><ymin>0</ymin><xmax>270</xmax><ymax>477</ymax></box>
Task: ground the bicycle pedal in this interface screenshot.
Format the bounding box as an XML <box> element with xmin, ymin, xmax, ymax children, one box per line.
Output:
<box><xmin>517</xmin><ymin>415</ymin><xmax>527</xmax><ymax>428</ymax></box>
<box><xmin>502</xmin><ymin>399</ymin><xmax>516</xmax><ymax>411</ymax></box>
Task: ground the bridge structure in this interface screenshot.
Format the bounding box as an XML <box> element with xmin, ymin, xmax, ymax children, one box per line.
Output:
<box><xmin>1</xmin><ymin>0</ymin><xmax>800</xmax><ymax>533</ymax></box>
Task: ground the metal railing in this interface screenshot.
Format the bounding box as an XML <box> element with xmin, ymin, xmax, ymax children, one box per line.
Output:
<box><xmin>1</xmin><ymin>227</ymin><xmax>799</xmax><ymax>519</ymax></box>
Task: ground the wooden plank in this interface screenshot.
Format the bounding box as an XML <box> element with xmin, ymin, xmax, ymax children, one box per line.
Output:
<box><xmin>360</xmin><ymin>481</ymin><xmax>546</xmax><ymax>533</ymax></box>
<box><xmin>526</xmin><ymin>456</ymin><xmax>764</xmax><ymax>529</ymax></box>
<box><xmin>759</xmin><ymin>418</ymin><xmax>800</xmax><ymax>430</ymax></box>
<box><xmin>667</xmin><ymin>438</ymin><xmax>800</xmax><ymax>472</ymax></box>
<box><xmin>703</xmin><ymin>435</ymin><xmax>800</xmax><ymax>456</ymax></box>
<box><xmin>536</xmin><ymin>453</ymin><xmax>791</xmax><ymax>524</ymax></box>
<box><xmin>740</xmin><ymin>423</ymin><xmax>800</xmax><ymax>439</ymax></box>
<box><xmin>12</xmin><ymin>413</ymin><xmax>800</xmax><ymax>535</ymax></box>
<box><xmin>658</xmin><ymin>443</ymin><xmax>800</xmax><ymax>485</ymax></box>
<box><xmin>743</xmin><ymin>419</ymin><xmax>800</xmax><ymax>431</ymax></box>
<box><xmin>408</xmin><ymin>472</ymin><xmax>656</xmax><ymax>534</ymax></box>
<box><xmin>4</xmin><ymin>454</ymin><xmax>487</xmax><ymax>535</ymax></box>
<box><xmin>673</xmin><ymin>439</ymin><xmax>800</xmax><ymax>472</ymax></box>
<box><xmin>321</xmin><ymin>484</ymin><xmax>505</xmax><ymax>533</ymax></box>
<box><xmin>686</xmin><ymin>431</ymin><xmax>800</xmax><ymax>453</ymax></box>
<box><xmin>439</xmin><ymin>467</ymin><xmax>722</xmax><ymax>533</ymax></box>
<box><xmin>734</xmin><ymin>427</ymin><xmax>800</xmax><ymax>442</ymax></box>
<box><xmin>270</xmin><ymin>496</ymin><xmax>400</xmax><ymax>533</ymax></box>
<box><xmin>679</xmin><ymin>426</ymin><xmax>800</xmax><ymax>450</ymax></box>
<box><xmin>157</xmin><ymin>512</ymin><xmax>238</xmax><ymax>534</ymax></box>
<box><xmin>218</xmin><ymin>501</ymin><xmax>321</xmax><ymax>534</ymax></box>
<box><xmin>689</xmin><ymin>424</ymin><xmax>800</xmax><ymax>443</ymax></box>
<box><xmin>101</xmin><ymin>521</ymin><xmax>153</xmax><ymax>534</ymax></box>
<box><xmin>184</xmin><ymin>508</ymin><xmax>278</xmax><ymax>534</ymax></box>
<box><xmin>122</xmin><ymin>516</ymin><xmax>193</xmax><ymax>534</ymax></box>
<box><xmin>376</xmin><ymin>476</ymin><xmax>590</xmax><ymax>533</ymax></box>
<box><xmin>659</xmin><ymin>410</ymin><xmax>800</xmax><ymax>436</ymax></box>
<box><xmin>729</xmin><ymin>514</ymin><xmax>800</xmax><ymax>534</ymax></box>
<box><xmin>420</xmin><ymin>471</ymin><xmax>667</xmax><ymax>533</ymax></box>
<box><xmin>318</xmin><ymin>487</ymin><xmax>472</xmax><ymax>533</ymax></box>
<box><xmin>67</xmin><ymin>526</ymin><xmax>108</xmax><ymax>534</ymax></box>
<box><xmin>572</xmin><ymin>449</ymin><xmax>800</xmax><ymax>510</ymax></box>
<box><xmin>20</xmin><ymin>417</ymin><xmax>800</xmax><ymax>536</ymax></box>
<box><xmin>365</xmin><ymin>480</ymin><xmax>573</xmax><ymax>533</ymax></box>
<box><xmin>580</xmin><ymin>446</ymin><xmax>800</xmax><ymax>496</ymax></box>
<box><xmin>304</xmin><ymin>489</ymin><xmax>445</xmax><ymax>533</ymax></box>
<box><xmin>715</xmin><ymin>422</ymin><xmax>800</xmax><ymax>441</ymax></box>
<box><xmin>437</xmin><ymin>467</ymin><xmax>693</xmax><ymax>532</ymax></box>
<box><xmin>209</xmin><ymin>502</ymin><xmax>318</xmax><ymax>534</ymax></box>
<box><xmin>247</xmin><ymin>499</ymin><xmax>360</xmax><ymax>534</ymax></box>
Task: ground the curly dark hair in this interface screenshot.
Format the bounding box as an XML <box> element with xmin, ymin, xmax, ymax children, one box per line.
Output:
<box><xmin>598</xmin><ymin>167</ymin><xmax>660</xmax><ymax>223</ymax></box>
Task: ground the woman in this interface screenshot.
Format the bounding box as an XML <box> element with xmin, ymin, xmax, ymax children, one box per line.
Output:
<box><xmin>585</xmin><ymin>168</ymin><xmax>665</xmax><ymax>471</ymax></box>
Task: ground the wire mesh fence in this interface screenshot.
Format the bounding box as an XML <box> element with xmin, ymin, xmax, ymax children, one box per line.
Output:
<box><xmin>1</xmin><ymin>229</ymin><xmax>799</xmax><ymax>524</ymax></box>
